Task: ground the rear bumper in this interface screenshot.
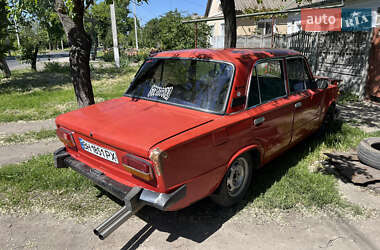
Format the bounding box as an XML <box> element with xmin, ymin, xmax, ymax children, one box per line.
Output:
<box><xmin>53</xmin><ymin>147</ymin><xmax>186</xmax><ymax>211</ymax></box>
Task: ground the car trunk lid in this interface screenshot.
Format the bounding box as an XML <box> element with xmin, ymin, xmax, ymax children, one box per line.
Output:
<box><xmin>56</xmin><ymin>97</ymin><xmax>215</xmax><ymax>158</ymax></box>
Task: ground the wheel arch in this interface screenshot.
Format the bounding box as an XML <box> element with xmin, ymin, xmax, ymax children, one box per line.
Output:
<box><xmin>226</xmin><ymin>144</ymin><xmax>263</xmax><ymax>172</ymax></box>
<box><xmin>211</xmin><ymin>144</ymin><xmax>263</xmax><ymax>200</ymax></box>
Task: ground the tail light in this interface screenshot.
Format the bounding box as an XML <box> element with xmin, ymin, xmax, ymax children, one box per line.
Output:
<box><xmin>122</xmin><ymin>154</ymin><xmax>154</xmax><ymax>182</ymax></box>
<box><xmin>56</xmin><ymin>127</ymin><xmax>77</xmax><ymax>151</ymax></box>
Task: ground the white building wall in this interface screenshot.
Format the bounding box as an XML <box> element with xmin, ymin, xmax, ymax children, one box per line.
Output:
<box><xmin>206</xmin><ymin>0</ymin><xmax>225</xmax><ymax>48</ymax></box>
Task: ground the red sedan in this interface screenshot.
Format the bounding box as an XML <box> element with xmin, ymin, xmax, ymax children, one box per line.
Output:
<box><xmin>54</xmin><ymin>48</ymin><xmax>339</xmax><ymax>239</ymax></box>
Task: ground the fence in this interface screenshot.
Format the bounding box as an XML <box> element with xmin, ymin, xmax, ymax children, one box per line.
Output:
<box><xmin>211</xmin><ymin>35</ymin><xmax>273</xmax><ymax>49</ymax></box>
<box><xmin>274</xmin><ymin>31</ymin><xmax>373</xmax><ymax>96</ymax></box>
<box><xmin>211</xmin><ymin>31</ymin><xmax>373</xmax><ymax>96</ymax></box>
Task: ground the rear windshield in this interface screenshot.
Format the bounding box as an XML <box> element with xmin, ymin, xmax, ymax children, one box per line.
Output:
<box><xmin>125</xmin><ymin>58</ymin><xmax>234</xmax><ymax>114</ymax></box>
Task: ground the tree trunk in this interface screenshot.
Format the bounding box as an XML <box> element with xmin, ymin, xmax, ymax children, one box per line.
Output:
<box><xmin>31</xmin><ymin>46</ymin><xmax>39</xmax><ymax>71</ymax></box>
<box><xmin>220</xmin><ymin>0</ymin><xmax>237</xmax><ymax>48</ymax></box>
<box><xmin>0</xmin><ymin>57</ymin><xmax>11</xmax><ymax>78</ymax></box>
<box><xmin>91</xmin><ymin>35</ymin><xmax>98</xmax><ymax>61</ymax></box>
<box><xmin>55</xmin><ymin>0</ymin><xmax>95</xmax><ymax>107</ymax></box>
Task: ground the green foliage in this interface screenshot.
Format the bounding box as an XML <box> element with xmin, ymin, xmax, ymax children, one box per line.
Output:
<box><xmin>141</xmin><ymin>10</ymin><xmax>211</xmax><ymax>50</ymax></box>
<box><xmin>101</xmin><ymin>50</ymin><xmax>115</xmax><ymax>62</ymax></box>
<box><xmin>338</xmin><ymin>91</ymin><xmax>360</xmax><ymax>104</ymax></box>
<box><xmin>86</xmin><ymin>1</ymin><xmax>135</xmax><ymax>49</ymax></box>
<box><xmin>102</xmin><ymin>48</ymin><xmax>150</xmax><ymax>64</ymax></box>
<box><xmin>41</xmin><ymin>12</ymin><xmax>65</xmax><ymax>48</ymax></box>
<box><xmin>43</xmin><ymin>62</ymin><xmax>71</xmax><ymax>73</ymax></box>
<box><xmin>0</xmin><ymin>0</ymin><xmax>12</xmax><ymax>58</ymax></box>
<box><xmin>19</xmin><ymin>24</ymin><xmax>41</xmax><ymax>68</ymax></box>
<box><xmin>8</xmin><ymin>0</ymin><xmax>64</xmax><ymax>51</ymax></box>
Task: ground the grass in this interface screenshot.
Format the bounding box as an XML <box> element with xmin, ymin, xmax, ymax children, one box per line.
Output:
<box><xmin>0</xmin><ymin>129</ymin><xmax>56</xmax><ymax>145</ymax></box>
<box><xmin>0</xmin><ymin>63</ymin><xmax>139</xmax><ymax>122</ymax></box>
<box><xmin>0</xmin><ymin>122</ymin><xmax>379</xmax><ymax>218</ymax></box>
<box><xmin>245</xmin><ymin>123</ymin><xmax>380</xmax><ymax>214</ymax></box>
<box><xmin>0</xmin><ymin>154</ymin><xmax>119</xmax><ymax>217</ymax></box>
<box><xmin>338</xmin><ymin>91</ymin><xmax>360</xmax><ymax>104</ymax></box>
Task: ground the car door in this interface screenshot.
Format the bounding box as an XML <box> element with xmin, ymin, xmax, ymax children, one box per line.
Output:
<box><xmin>246</xmin><ymin>59</ymin><xmax>294</xmax><ymax>163</ymax></box>
<box><xmin>286</xmin><ymin>57</ymin><xmax>318</xmax><ymax>143</ymax></box>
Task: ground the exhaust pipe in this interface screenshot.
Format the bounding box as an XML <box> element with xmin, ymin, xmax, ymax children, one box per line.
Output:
<box><xmin>94</xmin><ymin>203</ymin><xmax>144</xmax><ymax>240</ymax></box>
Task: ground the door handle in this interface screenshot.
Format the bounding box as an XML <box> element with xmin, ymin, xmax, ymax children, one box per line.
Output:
<box><xmin>254</xmin><ymin>117</ymin><xmax>265</xmax><ymax>126</ymax></box>
<box><xmin>295</xmin><ymin>102</ymin><xmax>302</xmax><ymax>108</ymax></box>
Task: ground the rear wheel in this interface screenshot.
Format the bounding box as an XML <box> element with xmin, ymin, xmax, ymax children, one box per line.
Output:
<box><xmin>211</xmin><ymin>153</ymin><xmax>253</xmax><ymax>207</ymax></box>
<box><xmin>320</xmin><ymin>103</ymin><xmax>338</xmax><ymax>133</ymax></box>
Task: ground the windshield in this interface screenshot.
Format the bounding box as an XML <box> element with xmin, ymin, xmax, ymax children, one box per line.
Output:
<box><xmin>125</xmin><ymin>58</ymin><xmax>234</xmax><ymax>114</ymax></box>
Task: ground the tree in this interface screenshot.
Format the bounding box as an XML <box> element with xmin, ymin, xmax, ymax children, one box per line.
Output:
<box><xmin>19</xmin><ymin>23</ymin><xmax>43</xmax><ymax>71</ymax></box>
<box><xmin>0</xmin><ymin>0</ymin><xmax>11</xmax><ymax>78</ymax></box>
<box><xmin>54</xmin><ymin>0</ymin><xmax>94</xmax><ymax>107</ymax></box>
<box><xmin>54</xmin><ymin>0</ymin><xmax>147</xmax><ymax>107</ymax></box>
<box><xmin>220</xmin><ymin>0</ymin><xmax>236</xmax><ymax>48</ymax></box>
<box><xmin>142</xmin><ymin>10</ymin><xmax>210</xmax><ymax>50</ymax></box>
<box><xmin>8</xmin><ymin>1</ymin><xmax>65</xmax><ymax>71</ymax></box>
<box><xmin>85</xmin><ymin>1</ymin><xmax>134</xmax><ymax>60</ymax></box>
<box><xmin>41</xmin><ymin>13</ymin><xmax>65</xmax><ymax>50</ymax></box>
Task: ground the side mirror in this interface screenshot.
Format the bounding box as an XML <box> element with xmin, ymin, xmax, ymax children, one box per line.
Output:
<box><xmin>315</xmin><ymin>79</ymin><xmax>329</xmax><ymax>89</ymax></box>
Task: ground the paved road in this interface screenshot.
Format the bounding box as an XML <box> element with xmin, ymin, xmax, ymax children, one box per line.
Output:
<box><xmin>6</xmin><ymin>52</ymin><xmax>69</xmax><ymax>71</ymax></box>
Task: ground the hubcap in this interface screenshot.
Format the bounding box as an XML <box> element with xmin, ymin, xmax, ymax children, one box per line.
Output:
<box><xmin>226</xmin><ymin>157</ymin><xmax>249</xmax><ymax>197</ymax></box>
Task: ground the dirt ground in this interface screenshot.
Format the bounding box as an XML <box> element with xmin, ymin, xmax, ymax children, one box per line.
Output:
<box><xmin>337</xmin><ymin>101</ymin><xmax>380</xmax><ymax>133</ymax></box>
<box><xmin>0</xmin><ymin>119</ymin><xmax>59</xmax><ymax>166</ymax></box>
<box><xmin>0</xmin><ymin>102</ymin><xmax>379</xmax><ymax>249</ymax></box>
<box><xmin>1</xmin><ymin>207</ymin><xmax>380</xmax><ymax>250</ymax></box>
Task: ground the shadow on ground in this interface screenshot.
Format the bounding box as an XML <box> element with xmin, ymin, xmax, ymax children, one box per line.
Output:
<box><xmin>338</xmin><ymin>102</ymin><xmax>380</xmax><ymax>131</ymax></box>
<box><xmin>115</xmin><ymin>121</ymin><xmax>344</xmax><ymax>249</ymax></box>
<box><xmin>0</xmin><ymin>71</ymin><xmax>72</xmax><ymax>94</ymax></box>
<box><xmin>0</xmin><ymin>64</ymin><xmax>137</xmax><ymax>94</ymax></box>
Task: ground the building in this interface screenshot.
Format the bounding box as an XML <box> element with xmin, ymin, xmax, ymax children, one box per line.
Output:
<box><xmin>204</xmin><ymin>0</ymin><xmax>297</xmax><ymax>48</ymax></box>
<box><xmin>205</xmin><ymin>0</ymin><xmax>380</xmax><ymax>47</ymax></box>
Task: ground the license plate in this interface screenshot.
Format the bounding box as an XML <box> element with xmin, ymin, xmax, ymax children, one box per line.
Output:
<box><xmin>79</xmin><ymin>138</ymin><xmax>119</xmax><ymax>164</ymax></box>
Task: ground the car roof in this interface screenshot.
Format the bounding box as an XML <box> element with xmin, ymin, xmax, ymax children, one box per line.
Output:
<box><xmin>151</xmin><ymin>48</ymin><xmax>302</xmax><ymax>63</ymax></box>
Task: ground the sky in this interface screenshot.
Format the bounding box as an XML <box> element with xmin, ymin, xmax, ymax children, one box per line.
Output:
<box><xmin>131</xmin><ymin>0</ymin><xmax>208</xmax><ymax>25</ymax></box>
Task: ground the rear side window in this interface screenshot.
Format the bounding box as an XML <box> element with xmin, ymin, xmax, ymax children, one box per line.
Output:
<box><xmin>286</xmin><ymin>58</ymin><xmax>312</xmax><ymax>93</ymax></box>
<box><xmin>255</xmin><ymin>60</ymin><xmax>286</xmax><ymax>103</ymax></box>
<box><xmin>247</xmin><ymin>68</ymin><xmax>260</xmax><ymax>107</ymax></box>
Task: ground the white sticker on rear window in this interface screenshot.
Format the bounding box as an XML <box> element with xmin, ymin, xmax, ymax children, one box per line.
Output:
<box><xmin>147</xmin><ymin>84</ymin><xmax>173</xmax><ymax>100</ymax></box>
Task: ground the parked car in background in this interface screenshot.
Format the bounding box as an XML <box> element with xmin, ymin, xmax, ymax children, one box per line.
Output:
<box><xmin>54</xmin><ymin>48</ymin><xmax>339</xmax><ymax>240</ymax></box>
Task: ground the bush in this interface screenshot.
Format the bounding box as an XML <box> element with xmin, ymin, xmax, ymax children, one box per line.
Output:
<box><xmin>338</xmin><ymin>91</ymin><xmax>360</xmax><ymax>104</ymax></box>
<box><xmin>101</xmin><ymin>48</ymin><xmax>150</xmax><ymax>64</ymax></box>
<box><xmin>43</xmin><ymin>62</ymin><xmax>70</xmax><ymax>73</ymax></box>
<box><xmin>102</xmin><ymin>50</ymin><xmax>114</xmax><ymax>62</ymax></box>
<box><xmin>122</xmin><ymin>48</ymin><xmax>150</xmax><ymax>63</ymax></box>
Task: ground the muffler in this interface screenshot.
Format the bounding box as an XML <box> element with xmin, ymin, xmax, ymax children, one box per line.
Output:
<box><xmin>94</xmin><ymin>203</ymin><xmax>144</xmax><ymax>240</ymax></box>
<box><xmin>94</xmin><ymin>186</ymin><xmax>144</xmax><ymax>240</ymax></box>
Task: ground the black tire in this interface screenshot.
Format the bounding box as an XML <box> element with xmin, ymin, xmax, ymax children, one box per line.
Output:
<box><xmin>320</xmin><ymin>103</ymin><xmax>338</xmax><ymax>133</ymax></box>
<box><xmin>357</xmin><ymin>137</ymin><xmax>380</xmax><ymax>170</ymax></box>
<box><xmin>211</xmin><ymin>153</ymin><xmax>253</xmax><ymax>207</ymax></box>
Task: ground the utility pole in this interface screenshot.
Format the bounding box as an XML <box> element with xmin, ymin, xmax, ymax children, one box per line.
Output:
<box><xmin>195</xmin><ymin>23</ymin><xmax>198</xmax><ymax>48</ymax></box>
<box><xmin>14</xmin><ymin>20</ymin><xmax>20</xmax><ymax>48</ymax></box>
<box><xmin>133</xmin><ymin>1</ymin><xmax>139</xmax><ymax>50</ymax></box>
<box><xmin>110</xmin><ymin>1</ymin><xmax>120</xmax><ymax>67</ymax></box>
